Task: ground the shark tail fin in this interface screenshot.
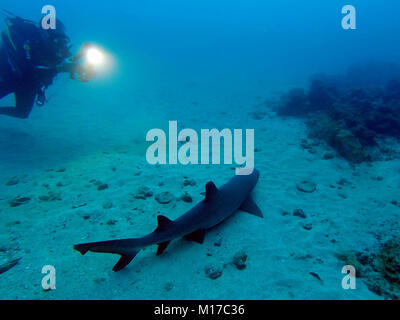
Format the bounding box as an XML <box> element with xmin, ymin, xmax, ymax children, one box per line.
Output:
<box><xmin>74</xmin><ymin>240</ymin><xmax>141</xmax><ymax>272</ymax></box>
<box><xmin>74</xmin><ymin>243</ymin><xmax>91</xmax><ymax>255</ymax></box>
<box><xmin>113</xmin><ymin>251</ymin><xmax>140</xmax><ymax>272</ymax></box>
<box><xmin>240</xmin><ymin>195</ymin><xmax>263</xmax><ymax>218</ymax></box>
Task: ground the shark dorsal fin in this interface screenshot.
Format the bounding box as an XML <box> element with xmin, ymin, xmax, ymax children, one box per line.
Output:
<box><xmin>154</xmin><ymin>215</ymin><xmax>174</xmax><ymax>233</ymax></box>
<box><xmin>204</xmin><ymin>181</ymin><xmax>219</xmax><ymax>202</ymax></box>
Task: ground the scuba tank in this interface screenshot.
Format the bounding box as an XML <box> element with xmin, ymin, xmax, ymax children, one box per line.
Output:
<box><xmin>1</xmin><ymin>10</ymin><xmax>40</xmax><ymax>75</ymax></box>
<box><xmin>1</xmin><ymin>10</ymin><xmax>59</xmax><ymax>106</ymax></box>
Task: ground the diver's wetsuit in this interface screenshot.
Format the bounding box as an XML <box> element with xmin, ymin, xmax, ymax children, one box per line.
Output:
<box><xmin>0</xmin><ymin>16</ymin><xmax>71</xmax><ymax>119</ymax></box>
<box><xmin>0</xmin><ymin>44</ymin><xmax>40</xmax><ymax>118</ymax></box>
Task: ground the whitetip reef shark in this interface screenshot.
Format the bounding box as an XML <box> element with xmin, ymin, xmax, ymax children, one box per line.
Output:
<box><xmin>74</xmin><ymin>169</ymin><xmax>263</xmax><ymax>271</ymax></box>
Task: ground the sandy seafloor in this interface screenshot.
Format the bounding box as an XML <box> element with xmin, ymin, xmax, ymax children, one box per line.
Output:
<box><xmin>0</xmin><ymin>72</ymin><xmax>399</xmax><ymax>300</ymax></box>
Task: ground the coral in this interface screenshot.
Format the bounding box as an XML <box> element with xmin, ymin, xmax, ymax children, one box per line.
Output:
<box><xmin>276</xmin><ymin>63</ymin><xmax>400</xmax><ymax>164</ymax></box>
<box><xmin>232</xmin><ymin>251</ymin><xmax>248</xmax><ymax>270</ymax></box>
<box><xmin>332</xmin><ymin>129</ymin><xmax>366</xmax><ymax>164</ymax></box>
<box><xmin>336</xmin><ymin>237</ymin><xmax>400</xmax><ymax>300</ymax></box>
<box><xmin>277</xmin><ymin>88</ymin><xmax>309</xmax><ymax>116</ymax></box>
<box><xmin>375</xmin><ymin>239</ymin><xmax>400</xmax><ymax>285</ymax></box>
<box><xmin>308</xmin><ymin>79</ymin><xmax>337</xmax><ymax>111</ymax></box>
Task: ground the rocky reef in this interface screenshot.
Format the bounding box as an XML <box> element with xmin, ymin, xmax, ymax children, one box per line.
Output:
<box><xmin>277</xmin><ymin>62</ymin><xmax>400</xmax><ymax>163</ymax></box>
<box><xmin>337</xmin><ymin>237</ymin><xmax>400</xmax><ymax>299</ymax></box>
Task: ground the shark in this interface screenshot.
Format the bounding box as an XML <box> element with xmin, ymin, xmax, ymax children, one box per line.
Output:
<box><xmin>74</xmin><ymin>169</ymin><xmax>263</xmax><ymax>271</ymax></box>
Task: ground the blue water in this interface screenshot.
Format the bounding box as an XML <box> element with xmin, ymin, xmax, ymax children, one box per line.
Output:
<box><xmin>0</xmin><ymin>0</ymin><xmax>400</xmax><ymax>300</ymax></box>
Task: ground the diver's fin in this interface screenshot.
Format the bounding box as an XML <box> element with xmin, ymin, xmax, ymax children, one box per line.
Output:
<box><xmin>157</xmin><ymin>241</ymin><xmax>171</xmax><ymax>255</ymax></box>
<box><xmin>154</xmin><ymin>215</ymin><xmax>174</xmax><ymax>233</ymax></box>
<box><xmin>184</xmin><ymin>229</ymin><xmax>206</xmax><ymax>244</ymax></box>
<box><xmin>2</xmin><ymin>9</ymin><xmax>16</xmax><ymax>18</ymax></box>
<box><xmin>239</xmin><ymin>195</ymin><xmax>263</xmax><ymax>218</ymax></box>
<box><xmin>112</xmin><ymin>251</ymin><xmax>140</xmax><ymax>272</ymax></box>
<box><xmin>204</xmin><ymin>182</ymin><xmax>219</xmax><ymax>202</ymax></box>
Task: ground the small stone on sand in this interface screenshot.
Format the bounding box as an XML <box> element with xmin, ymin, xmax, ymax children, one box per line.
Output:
<box><xmin>296</xmin><ymin>180</ymin><xmax>317</xmax><ymax>193</ymax></box>
<box><xmin>205</xmin><ymin>265</ymin><xmax>223</xmax><ymax>279</ymax></box>
<box><xmin>155</xmin><ymin>192</ymin><xmax>174</xmax><ymax>204</ymax></box>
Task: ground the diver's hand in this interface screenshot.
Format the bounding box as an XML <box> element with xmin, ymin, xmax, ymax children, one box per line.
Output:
<box><xmin>56</xmin><ymin>59</ymin><xmax>90</xmax><ymax>82</ymax></box>
<box><xmin>56</xmin><ymin>59</ymin><xmax>77</xmax><ymax>73</ymax></box>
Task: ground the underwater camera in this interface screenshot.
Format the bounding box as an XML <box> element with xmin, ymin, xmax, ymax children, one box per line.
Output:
<box><xmin>69</xmin><ymin>43</ymin><xmax>111</xmax><ymax>81</ymax></box>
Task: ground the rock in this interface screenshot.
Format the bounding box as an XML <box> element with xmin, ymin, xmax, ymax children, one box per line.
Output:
<box><xmin>164</xmin><ymin>282</ymin><xmax>174</xmax><ymax>291</ymax></box>
<box><xmin>155</xmin><ymin>192</ymin><xmax>174</xmax><ymax>205</ymax></box>
<box><xmin>9</xmin><ymin>196</ymin><xmax>31</xmax><ymax>207</ymax></box>
<box><xmin>232</xmin><ymin>250</ymin><xmax>248</xmax><ymax>270</ymax></box>
<box><xmin>93</xmin><ymin>277</ymin><xmax>106</xmax><ymax>284</ymax></box>
<box><xmin>205</xmin><ymin>265</ymin><xmax>223</xmax><ymax>279</ymax></box>
<box><xmin>97</xmin><ymin>183</ymin><xmax>109</xmax><ymax>191</ymax></box>
<box><xmin>391</xmin><ymin>200</ymin><xmax>400</xmax><ymax>208</ymax></box>
<box><xmin>134</xmin><ymin>186</ymin><xmax>153</xmax><ymax>199</ymax></box>
<box><xmin>214</xmin><ymin>238</ymin><xmax>222</xmax><ymax>247</ymax></box>
<box><xmin>6</xmin><ymin>177</ymin><xmax>19</xmax><ymax>186</ymax></box>
<box><xmin>301</xmin><ymin>223</ymin><xmax>313</xmax><ymax>230</ymax></box>
<box><xmin>333</xmin><ymin>129</ymin><xmax>366</xmax><ymax>164</ymax></box>
<box><xmin>337</xmin><ymin>178</ymin><xmax>351</xmax><ymax>186</ymax></box>
<box><xmin>308</xmin><ymin>79</ymin><xmax>336</xmax><ymax>110</ymax></box>
<box><xmin>293</xmin><ymin>209</ymin><xmax>307</xmax><ymax>219</ymax></box>
<box><xmin>307</xmin><ymin>114</ymin><xmax>339</xmax><ymax>144</ymax></box>
<box><xmin>336</xmin><ymin>238</ymin><xmax>400</xmax><ymax>299</ymax></box>
<box><xmin>337</xmin><ymin>191</ymin><xmax>348</xmax><ymax>199</ymax></box>
<box><xmin>72</xmin><ymin>202</ymin><xmax>87</xmax><ymax>209</ymax></box>
<box><xmin>102</xmin><ymin>201</ymin><xmax>113</xmax><ymax>209</ymax></box>
<box><xmin>278</xmin><ymin>88</ymin><xmax>309</xmax><ymax>116</ymax></box>
<box><xmin>336</xmin><ymin>251</ymin><xmax>366</xmax><ymax>279</ymax></box>
<box><xmin>355</xmin><ymin>252</ymin><xmax>371</xmax><ymax>266</ymax></box>
<box><xmin>38</xmin><ymin>191</ymin><xmax>61</xmax><ymax>202</ymax></box>
<box><xmin>0</xmin><ymin>257</ymin><xmax>21</xmax><ymax>275</ymax></box>
<box><xmin>248</xmin><ymin>111</ymin><xmax>267</xmax><ymax>120</ymax></box>
<box><xmin>309</xmin><ymin>272</ymin><xmax>323</xmax><ymax>283</ymax></box>
<box><xmin>323</xmin><ymin>152</ymin><xmax>335</xmax><ymax>160</ymax></box>
<box><xmin>296</xmin><ymin>180</ymin><xmax>317</xmax><ymax>193</ymax></box>
<box><xmin>180</xmin><ymin>192</ymin><xmax>193</xmax><ymax>203</ymax></box>
<box><xmin>183</xmin><ymin>178</ymin><xmax>196</xmax><ymax>187</ymax></box>
<box><xmin>376</xmin><ymin>239</ymin><xmax>400</xmax><ymax>284</ymax></box>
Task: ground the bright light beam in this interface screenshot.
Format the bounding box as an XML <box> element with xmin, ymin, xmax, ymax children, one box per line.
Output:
<box><xmin>86</xmin><ymin>47</ymin><xmax>104</xmax><ymax>66</ymax></box>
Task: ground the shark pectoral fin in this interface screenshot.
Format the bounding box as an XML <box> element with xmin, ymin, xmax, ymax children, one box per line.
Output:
<box><xmin>154</xmin><ymin>215</ymin><xmax>174</xmax><ymax>233</ymax></box>
<box><xmin>112</xmin><ymin>251</ymin><xmax>140</xmax><ymax>272</ymax></box>
<box><xmin>240</xmin><ymin>195</ymin><xmax>263</xmax><ymax>218</ymax></box>
<box><xmin>156</xmin><ymin>241</ymin><xmax>171</xmax><ymax>255</ymax></box>
<box><xmin>204</xmin><ymin>181</ymin><xmax>219</xmax><ymax>202</ymax></box>
<box><xmin>183</xmin><ymin>229</ymin><xmax>206</xmax><ymax>244</ymax></box>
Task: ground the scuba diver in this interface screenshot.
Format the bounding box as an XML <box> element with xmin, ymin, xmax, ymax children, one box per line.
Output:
<box><xmin>0</xmin><ymin>11</ymin><xmax>95</xmax><ymax>119</ymax></box>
